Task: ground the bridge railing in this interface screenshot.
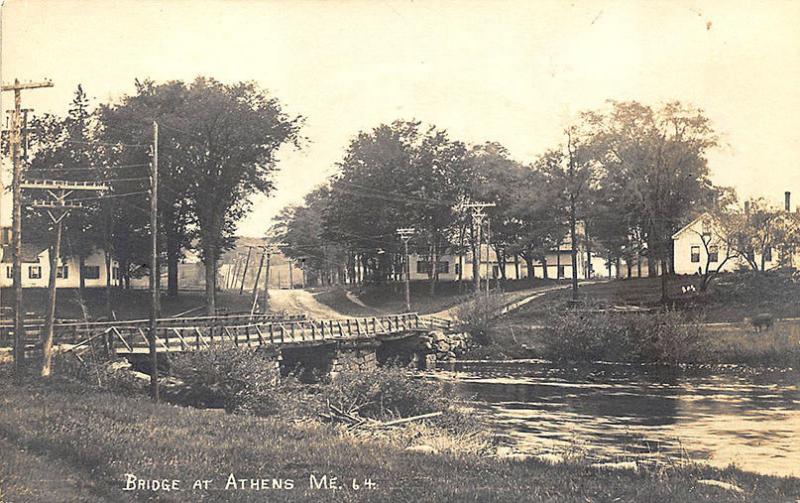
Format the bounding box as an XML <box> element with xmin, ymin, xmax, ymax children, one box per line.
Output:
<box><xmin>104</xmin><ymin>313</ymin><xmax>440</xmax><ymax>354</ymax></box>
<box><xmin>0</xmin><ymin>312</ymin><xmax>308</xmax><ymax>347</ymax></box>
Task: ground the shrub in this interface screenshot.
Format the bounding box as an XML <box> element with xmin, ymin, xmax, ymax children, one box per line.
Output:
<box><xmin>318</xmin><ymin>366</ymin><xmax>456</xmax><ymax>421</ymax></box>
<box><xmin>53</xmin><ymin>352</ymin><xmax>147</xmax><ymax>396</ymax></box>
<box><xmin>454</xmin><ymin>291</ymin><xmax>506</xmax><ymax>344</ymax></box>
<box><xmin>543</xmin><ymin>309</ymin><xmax>708</xmax><ymax>363</ymax></box>
<box><xmin>170</xmin><ymin>344</ymin><xmax>287</xmax><ymax>415</ymax></box>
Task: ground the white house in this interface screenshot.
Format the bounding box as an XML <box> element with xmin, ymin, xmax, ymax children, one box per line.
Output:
<box><xmin>671</xmin><ymin>211</ymin><xmax>793</xmax><ymax>275</ymax></box>
<box><xmin>0</xmin><ymin>240</ymin><xmax>117</xmax><ymax>289</ymax></box>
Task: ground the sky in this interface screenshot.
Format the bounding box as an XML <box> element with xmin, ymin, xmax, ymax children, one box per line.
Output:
<box><xmin>1</xmin><ymin>0</ymin><xmax>799</xmax><ymax>234</ymax></box>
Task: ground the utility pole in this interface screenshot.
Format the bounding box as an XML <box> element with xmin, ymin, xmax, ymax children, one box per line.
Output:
<box><xmin>238</xmin><ymin>245</ymin><xmax>253</xmax><ymax>295</ymax></box>
<box><xmin>148</xmin><ymin>122</ymin><xmax>160</xmax><ymax>401</ymax></box>
<box><xmin>25</xmin><ymin>182</ymin><xmax>108</xmax><ymax>377</ymax></box>
<box><xmin>249</xmin><ymin>249</ymin><xmax>266</xmax><ymax>316</ymax></box>
<box><xmin>461</xmin><ymin>202</ymin><xmax>495</xmax><ymax>294</ymax></box>
<box><xmin>485</xmin><ymin>217</ymin><xmax>492</xmax><ymax>298</ymax></box>
<box><xmin>397</xmin><ymin>228</ymin><xmax>415</xmax><ymax>312</ymax></box>
<box><xmin>261</xmin><ymin>242</ymin><xmax>284</xmax><ymax>312</ymax></box>
<box><xmin>2</xmin><ymin>78</ymin><xmax>53</xmax><ymax>377</ymax></box>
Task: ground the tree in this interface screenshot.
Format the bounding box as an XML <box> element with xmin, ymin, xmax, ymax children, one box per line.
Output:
<box><xmin>97</xmin><ymin>80</ymin><xmax>197</xmax><ymax>298</ymax></box>
<box><xmin>276</xmin><ymin>186</ymin><xmax>346</xmax><ymax>285</ymax></box>
<box><xmin>592</xmin><ymin>101</ymin><xmax>719</xmax><ymax>301</ymax></box>
<box><xmin>729</xmin><ymin>198</ymin><xmax>799</xmax><ymax>272</ymax></box>
<box><xmin>174</xmin><ymin>78</ymin><xmax>303</xmax><ymax>313</ymax></box>
<box><xmin>325</xmin><ymin>120</ymin><xmax>471</xmax><ymax>292</ymax></box>
<box><xmin>538</xmin><ymin>123</ymin><xmax>600</xmax><ymax>302</ymax></box>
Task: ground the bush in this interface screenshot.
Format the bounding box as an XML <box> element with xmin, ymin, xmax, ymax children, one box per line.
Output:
<box><xmin>53</xmin><ymin>353</ymin><xmax>147</xmax><ymax>396</ymax></box>
<box><xmin>454</xmin><ymin>291</ymin><xmax>506</xmax><ymax>344</ymax></box>
<box><xmin>170</xmin><ymin>344</ymin><xmax>287</xmax><ymax>415</ymax></box>
<box><xmin>543</xmin><ymin>309</ymin><xmax>708</xmax><ymax>364</ymax></box>
<box><xmin>317</xmin><ymin>366</ymin><xmax>457</xmax><ymax>421</ymax></box>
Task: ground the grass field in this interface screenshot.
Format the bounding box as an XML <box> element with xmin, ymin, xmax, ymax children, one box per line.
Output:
<box><xmin>1</xmin><ymin>377</ymin><xmax>798</xmax><ymax>502</ymax></box>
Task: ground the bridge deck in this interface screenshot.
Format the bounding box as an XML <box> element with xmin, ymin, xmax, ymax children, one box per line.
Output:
<box><xmin>8</xmin><ymin>313</ymin><xmax>453</xmax><ymax>355</ymax></box>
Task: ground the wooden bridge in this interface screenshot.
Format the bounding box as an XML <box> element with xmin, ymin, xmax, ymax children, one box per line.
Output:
<box><xmin>1</xmin><ymin>312</ymin><xmax>455</xmax><ymax>357</ymax></box>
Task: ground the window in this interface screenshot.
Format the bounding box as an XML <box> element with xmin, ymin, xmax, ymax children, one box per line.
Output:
<box><xmin>56</xmin><ymin>266</ymin><xmax>69</xmax><ymax>279</ymax></box>
<box><xmin>81</xmin><ymin>265</ymin><xmax>100</xmax><ymax>280</ymax></box>
<box><xmin>112</xmin><ymin>267</ymin><xmax>120</xmax><ymax>280</ymax></box>
<box><xmin>6</xmin><ymin>266</ymin><xmax>12</xmax><ymax>279</ymax></box>
<box><xmin>708</xmin><ymin>245</ymin><xmax>719</xmax><ymax>263</ymax></box>
<box><xmin>28</xmin><ymin>266</ymin><xmax>42</xmax><ymax>279</ymax></box>
<box><xmin>764</xmin><ymin>247</ymin><xmax>772</xmax><ymax>262</ymax></box>
<box><xmin>492</xmin><ymin>265</ymin><xmax>499</xmax><ymax>278</ymax></box>
<box><xmin>454</xmin><ymin>263</ymin><xmax>461</xmax><ymax>276</ymax></box>
<box><xmin>416</xmin><ymin>261</ymin><xmax>449</xmax><ymax>274</ymax></box>
<box><xmin>690</xmin><ymin>246</ymin><xmax>701</xmax><ymax>263</ymax></box>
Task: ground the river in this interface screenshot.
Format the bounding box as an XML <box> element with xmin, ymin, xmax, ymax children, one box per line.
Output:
<box><xmin>433</xmin><ymin>360</ymin><xmax>800</xmax><ymax>477</ymax></box>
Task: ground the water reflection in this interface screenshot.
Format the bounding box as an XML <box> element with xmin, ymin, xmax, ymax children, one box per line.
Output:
<box><xmin>433</xmin><ymin>360</ymin><xmax>800</xmax><ymax>477</ymax></box>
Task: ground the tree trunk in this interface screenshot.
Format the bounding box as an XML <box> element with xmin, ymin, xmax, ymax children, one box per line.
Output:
<box><xmin>525</xmin><ymin>257</ymin><xmax>534</xmax><ymax>283</ymax></box>
<box><xmin>204</xmin><ymin>252</ymin><xmax>216</xmax><ymax>316</ymax></box>
<box><xmin>167</xmin><ymin>231</ymin><xmax>180</xmax><ymax>297</ymax></box>
<box><xmin>569</xmin><ymin>198</ymin><xmax>579</xmax><ymax>303</ymax></box>
<box><xmin>79</xmin><ymin>255</ymin><xmax>86</xmax><ymax>291</ymax></box>
<box><xmin>41</xmin><ymin>220</ymin><xmax>62</xmax><ymax>378</ymax></box>
<box><xmin>542</xmin><ymin>257</ymin><xmax>549</xmax><ymax>279</ymax></box>
<box><xmin>660</xmin><ymin>258</ymin><xmax>669</xmax><ymax>303</ymax></box>
<box><xmin>514</xmin><ymin>254</ymin><xmax>520</xmax><ymax>280</ymax></box>
<box><xmin>585</xmin><ymin>227</ymin><xmax>592</xmax><ymax>279</ymax></box>
<box><xmin>104</xmin><ymin>249</ymin><xmax>112</xmax><ymax>319</ymax></box>
<box><xmin>627</xmin><ymin>260</ymin><xmax>632</xmax><ymax>279</ymax></box>
<box><xmin>429</xmin><ymin>241</ymin><xmax>438</xmax><ymax>296</ymax></box>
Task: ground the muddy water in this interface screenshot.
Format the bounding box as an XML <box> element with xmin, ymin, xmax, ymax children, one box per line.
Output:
<box><xmin>434</xmin><ymin>360</ymin><xmax>800</xmax><ymax>477</ymax></box>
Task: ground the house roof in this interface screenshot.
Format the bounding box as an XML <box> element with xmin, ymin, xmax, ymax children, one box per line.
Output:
<box><xmin>671</xmin><ymin>212</ymin><xmax>713</xmax><ymax>240</ymax></box>
<box><xmin>1</xmin><ymin>243</ymin><xmax>47</xmax><ymax>264</ymax></box>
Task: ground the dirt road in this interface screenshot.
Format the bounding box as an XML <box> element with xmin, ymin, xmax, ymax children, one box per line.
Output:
<box><xmin>267</xmin><ymin>289</ymin><xmax>346</xmax><ymax>319</ymax></box>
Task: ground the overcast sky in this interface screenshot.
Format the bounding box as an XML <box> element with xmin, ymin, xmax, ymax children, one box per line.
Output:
<box><xmin>2</xmin><ymin>0</ymin><xmax>799</xmax><ymax>234</ymax></box>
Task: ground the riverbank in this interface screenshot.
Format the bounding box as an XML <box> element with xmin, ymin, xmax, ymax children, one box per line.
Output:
<box><xmin>464</xmin><ymin>273</ymin><xmax>800</xmax><ymax>365</ymax></box>
<box><xmin>1</xmin><ymin>376</ymin><xmax>798</xmax><ymax>502</ymax></box>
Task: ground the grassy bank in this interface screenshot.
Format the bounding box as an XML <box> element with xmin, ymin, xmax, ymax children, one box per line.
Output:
<box><xmin>508</xmin><ymin>273</ymin><xmax>800</xmax><ymax>324</ymax></box>
<box><xmin>1</xmin><ymin>377</ymin><xmax>798</xmax><ymax>502</ymax></box>
<box><xmin>0</xmin><ymin>288</ymin><xmax>262</xmax><ymax>321</ymax></box>
<box><xmin>315</xmin><ymin>279</ymin><xmax>562</xmax><ymax>316</ymax></box>
<box><xmin>464</xmin><ymin>272</ymin><xmax>800</xmax><ymax>364</ymax></box>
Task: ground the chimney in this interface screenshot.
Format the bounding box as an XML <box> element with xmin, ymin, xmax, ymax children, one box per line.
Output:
<box><xmin>744</xmin><ymin>200</ymin><xmax>750</xmax><ymax>214</ymax></box>
<box><xmin>786</xmin><ymin>191</ymin><xmax>792</xmax><ymax>212</ymax></box>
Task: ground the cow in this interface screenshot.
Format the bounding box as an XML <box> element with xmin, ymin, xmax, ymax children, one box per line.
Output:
<box><xmin>748</xmin><ymin>313</ymin><xmax>775</xmax><ymax>332</ymax></box>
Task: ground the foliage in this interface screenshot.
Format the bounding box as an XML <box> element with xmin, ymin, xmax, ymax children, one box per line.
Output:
<box><xmin>589</xmin><ymin>101</ymin><xmax>720</xmax><ymax>275</ymax></box>
<box><xmin>53</xmin><ymin>352</ymin><xmax>147</xmax><ymax>396</ymax></box>
<box><xmin>318</xmin><ymin>366</ymin><xmax>456</xmax><ymax>420</ymax></box>
<box><xmin>543</xmin><ymin>309</ymin><xmax>709</xmax><ymax>363</ymax></box>
<box><xmin>170</xmin><ymin>344</ymin><xmax>287</xmax><ymax>415</ymax></box>
<box><xmin>453</xmin><ymin>291</ymin><xmax>507</xmax><ymax>344</ymax></box>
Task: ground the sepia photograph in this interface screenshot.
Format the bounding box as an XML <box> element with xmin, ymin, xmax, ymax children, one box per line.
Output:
<box><xmin>0</xmin><ymin>0</ymin><xmax>799</xmax><ymax>501</ymax></box>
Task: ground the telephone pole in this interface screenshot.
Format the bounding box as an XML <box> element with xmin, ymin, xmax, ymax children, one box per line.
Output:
<box><xmin>397</xmin><ymin>228</ymin><xmax>415</xmax><ymax>312</ymax></box>
<box><xmin>238</xmin><ymin>245</ymin><xmax>254</xmax><ymax>294</ymax></box>
<box><xmin>2</xmin><ymin>78</ymin><xmax>53</xmax><ymax>377</ymax></box>
<box><xmin>249</xmin><ymin>249</ymin><xmax>266</xmax><ymax>316</ymax></box>
<box><xmin>148</xmin><ymin>122</ymin><xmax>160</xmax><ymax>401</ymax></box>
<box><xmin>461</xmin><ymin>202</ymin><xmax>495</xmax><ymax>294</ymax></box>
<box><xmin>25</xmin><ymin>181</ymin><xmax>108</xmax><ymax>377</ymax></box>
